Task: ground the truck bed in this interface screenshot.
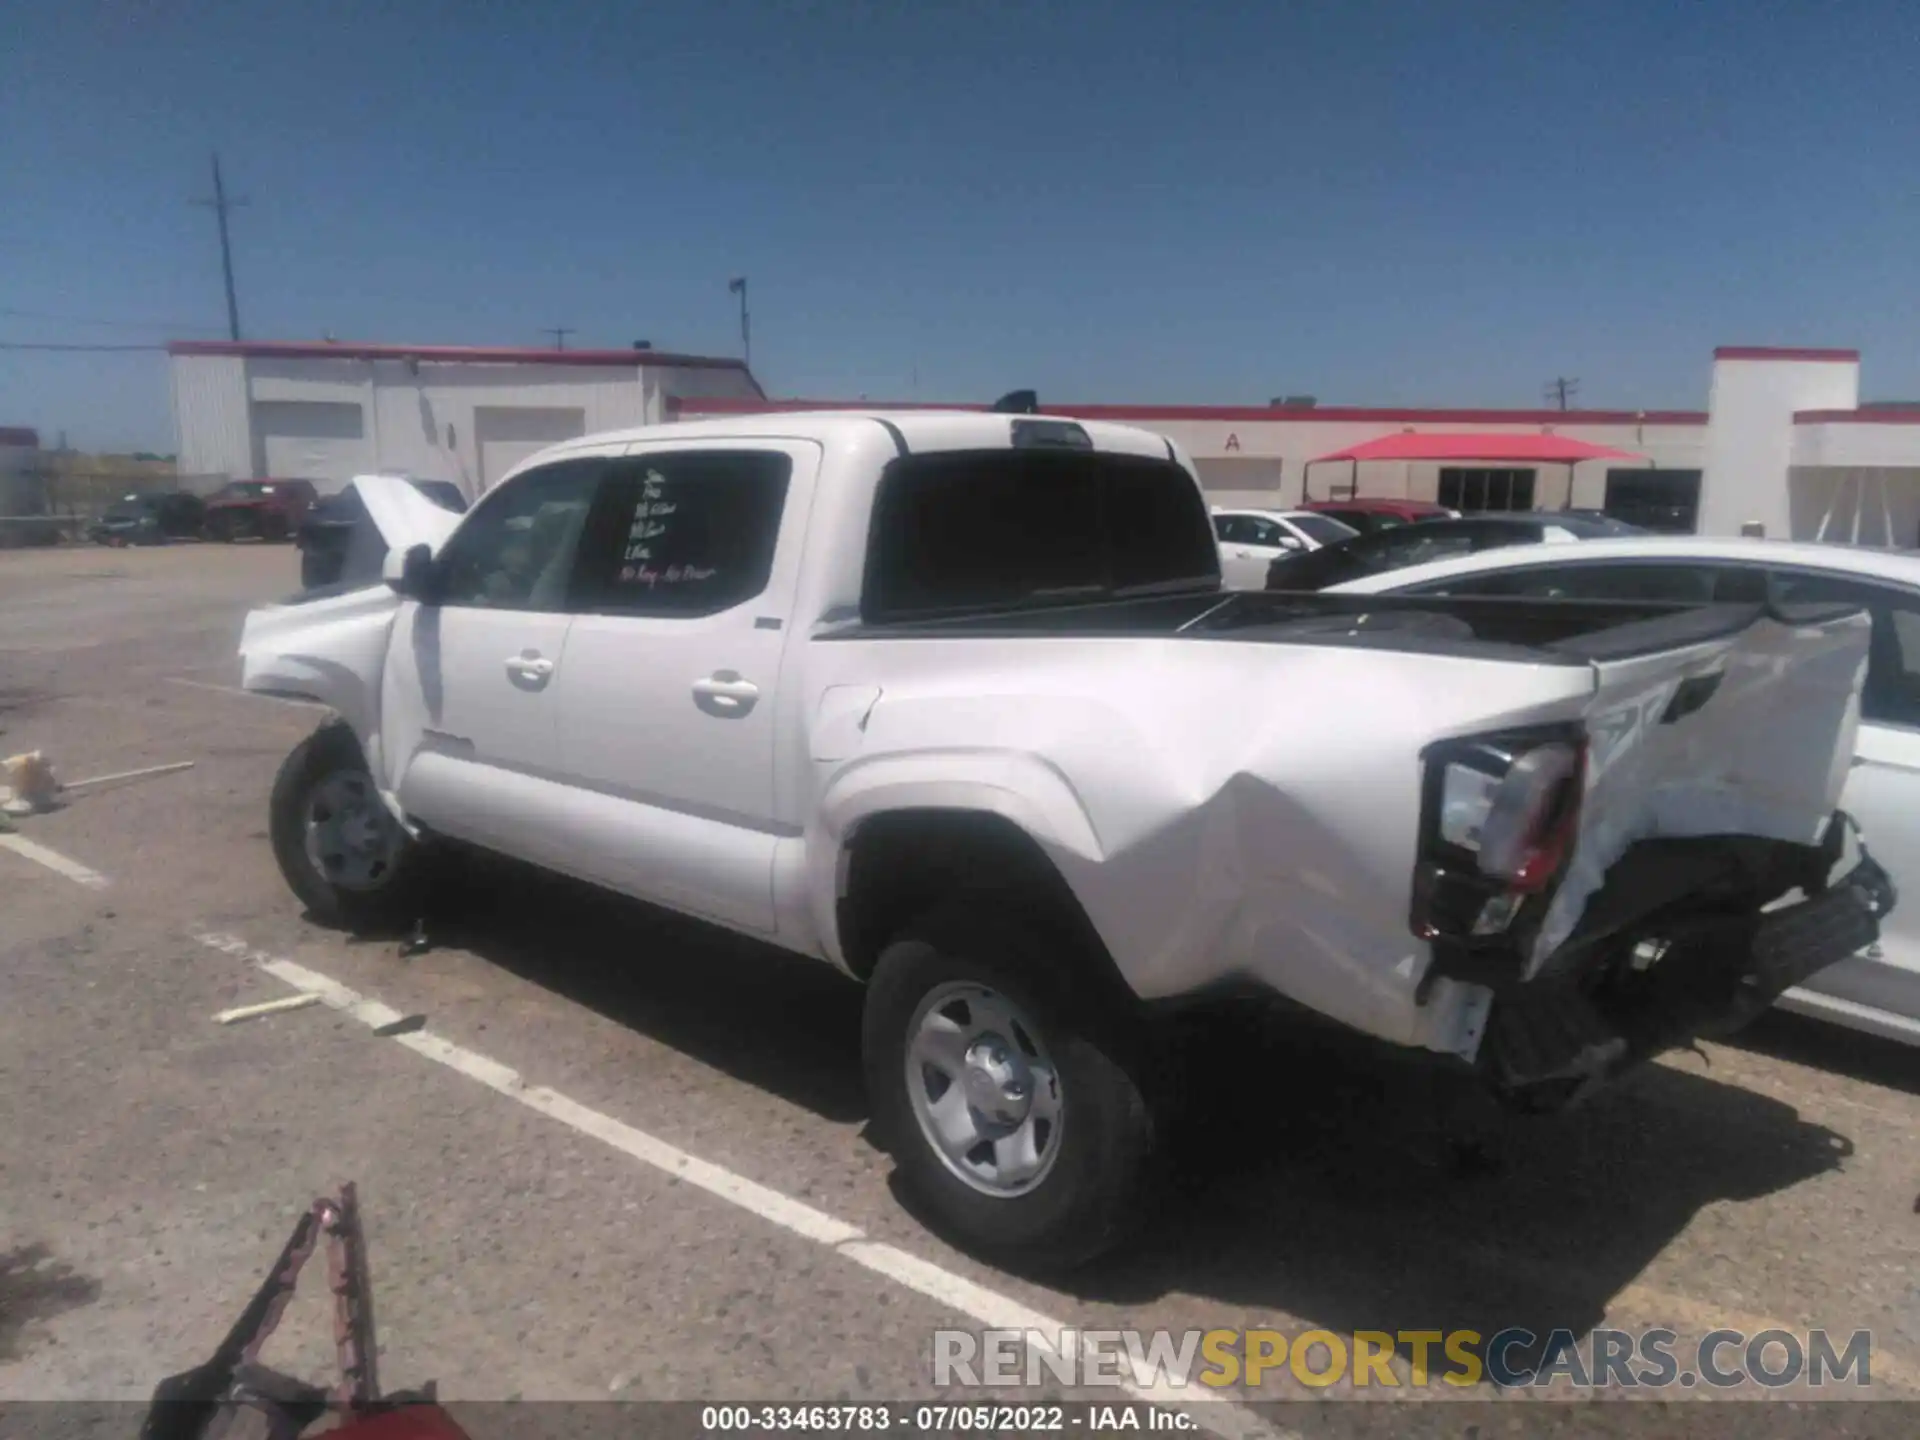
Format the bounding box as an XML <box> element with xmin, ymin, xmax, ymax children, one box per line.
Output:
<box><xmin>822</xmin><ymin>589</ymin><xmax>1862</xmax><ymax>665</ymax></box>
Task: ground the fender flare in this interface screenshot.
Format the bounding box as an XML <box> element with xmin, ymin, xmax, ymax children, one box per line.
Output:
<box><xmin>807</xmin><ymin>751</ymin><xmax>1106</xmax><ymax>971</ymax></box>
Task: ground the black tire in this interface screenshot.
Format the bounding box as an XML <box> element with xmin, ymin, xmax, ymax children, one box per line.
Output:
<box><xmin>862</xmin><ymin>897</ymin><xmax>1158</xmax><ymax>1271</ymax></box>
<box><xmin>268</xmin><ymin>720</ymin><xmax>424</xmax><ymax>931</ymax></box>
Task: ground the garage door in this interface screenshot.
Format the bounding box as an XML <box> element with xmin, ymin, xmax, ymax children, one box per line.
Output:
<box><xmin>251</xmin><ymin>400</ymin><xmax>369</xmax><ymax>483</ymax></box>
<box><xmin>475</xmin><ymin>406</ymin><xmax>588</xmax><ymax>491</ymax></box>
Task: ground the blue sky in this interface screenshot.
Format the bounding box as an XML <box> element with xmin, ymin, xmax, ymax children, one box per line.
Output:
<box><xmin>5</xmin><ymin>0</ymin><xmax>1919</xmax><ymax>451</ymax></box>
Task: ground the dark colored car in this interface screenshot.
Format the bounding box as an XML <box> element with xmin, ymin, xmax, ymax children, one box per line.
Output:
<box><xmin>1265</xmin><ymin>512</ymin><xmax>1645</xmax><ymax>591</ymax></box>
<box><xmin>87</xmin><ymin>491</ymin><xmax>208</xmax><ymax>546</ymax></box>
<box><xmin>1296</xmin><ymin>497</ymin><xmax>1459</xmax><ymax>535</ymax></box>
<box><xmin>203</xmin><ymin>478</ymin><xmax>320</xmax><ymax>542</ymax></box>
<box><xmin>297</xmin><ymin>477</ymin><xmax>468</xmax><ymax>590</ymax></box>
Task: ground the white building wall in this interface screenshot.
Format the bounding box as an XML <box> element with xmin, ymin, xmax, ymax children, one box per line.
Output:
<box><xmin>170</xmin><ymin>348</ymin><xmax>761</xmax><ymax>494</ymax></box>
<box><xmin>1698</xmin><ymin>352</ymin><xmax>1859</xmax><ymax>538</ymax></box>
<box><xmin>1103</xmin><ymin>415</ymin><xmax>1706</xmax><ymax>512</ymax></box>
<box><xmin>170</xmin><ymin>354</ymin><xmax>251</xmax><ymax>479</ymax></box>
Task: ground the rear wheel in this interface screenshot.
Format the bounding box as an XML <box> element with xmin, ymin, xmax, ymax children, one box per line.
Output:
<box><xmin>862</xmin><ymin>898</ymin><xmax>1158</xmax><ymax>1270</ymax></box>
<box><xmin>269</xmin><ymin>721</ymin><xmax>424</xmax><ymax>931</ymax></box>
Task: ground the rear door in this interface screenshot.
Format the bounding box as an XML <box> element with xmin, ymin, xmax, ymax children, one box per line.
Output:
<box><xmin>547</xmin><ymin>441</ymin><xmax>814</xmax><ymax>934</ymax></box>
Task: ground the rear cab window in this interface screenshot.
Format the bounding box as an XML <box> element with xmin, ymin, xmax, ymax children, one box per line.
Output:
<box><xmin>862</xmin><ymin>449</ymin><xmax>1218</xmax><ymax>621</ymax></box>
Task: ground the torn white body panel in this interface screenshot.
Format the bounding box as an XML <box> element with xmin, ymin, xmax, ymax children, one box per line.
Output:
<box><xmin>804</xmin><ymin>613</ymin><xmax>1869</xmax><ymax>1051</ymax></box>
<box><xmin>354</xmin><ymin>473</ymin><xmax>462</xmax><ymax>555</ymax></box>
<box><xmin>235</xmin><ymin>412</ymin><xmax>1880</xmax><ymax>1068</ymax></box>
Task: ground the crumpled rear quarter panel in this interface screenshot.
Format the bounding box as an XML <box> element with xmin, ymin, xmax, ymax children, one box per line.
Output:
<box><xmin>814</xmin><ymin>637</ymin><xmax>1600</xmax><ymax>1047</ymax></box>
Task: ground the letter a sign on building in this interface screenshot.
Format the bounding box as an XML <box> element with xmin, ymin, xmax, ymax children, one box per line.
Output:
<box><xmin>1224</xmin><ymin>433</ymin><xmax>1241</xmax><ymax>452</ymax></box>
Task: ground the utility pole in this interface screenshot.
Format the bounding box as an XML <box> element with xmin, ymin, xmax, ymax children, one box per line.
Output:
<box><xmin>543</xmin><ymin>327</ymin><xmax>574</xmax><ymax>350</ymax></box>
<box><xmin>1544</xmin><ymin>376</ymin><xmax>1580</xmax><ymax>411</ymax></box>
<box><xmin>191</xmin><ymin>153</ymin><xmax>247</xmax><ymax>341</ymax></box>
<box><xmin>729</xmin><ymin>276</ymin><xmax>750</xmax><ymax>370</ymax></box>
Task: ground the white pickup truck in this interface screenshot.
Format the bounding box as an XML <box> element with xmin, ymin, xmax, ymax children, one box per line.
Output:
<box><xmin>240</xmin><ymin>410</ymin><xmax>1893</xmax><ymax>1267</ymax></box>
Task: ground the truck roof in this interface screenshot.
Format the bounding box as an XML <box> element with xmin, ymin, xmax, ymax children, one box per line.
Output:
<box><xmin>537</xmin><ymin>409</ymin><xmax>1183</xmax><ymax>464</ymax></box>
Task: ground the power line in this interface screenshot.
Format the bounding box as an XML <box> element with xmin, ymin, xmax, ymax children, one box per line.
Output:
<box><xmin>1544</xmin><ymin>376</ymin><xmax>1580</xmax><ymax>410</ymax></box>
<box><xmin>543</xmin><ymin>326</ymin><xmax>574</xmax><ymax>350</ymax></box>
<box><xmin>190</xmin><ymin>153</ymin><xmax>247</xmax><ymax>341</ymax></box>
<box><xmin>0</xmin><ymin>306</ymin><xmax>222</xmax><ymax>334</ymax></box>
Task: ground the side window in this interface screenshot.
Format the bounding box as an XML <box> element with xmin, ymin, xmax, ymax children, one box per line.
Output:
<box><xmin>1213</xmin><ymin>515</ymin><xmax>1245</xmax><ymax>544</ymax></box>
<box><xmin>1363</xmin><ymin>527</ymin><xmax>1481</xmax><ymax>574</ymax></box>
<box><xmin>1419</xmin><ymin>562</ymin><xmax>1730</xmax><ymax>602</ymax></box>
<box><xmin>572</xmin><ymin>450</ymin><xmax>792</xmax><ymax>617</ymax></box>
<box><xmin>1243</xmin><ymin>518</ymin><xmax>1284</xmax><ymax>547</ymax></box>
<box><xmin>1771</xmin><ymin>571</ymin><xmax>1920</xmax><ymax>729</ymax></box>
<box><xmin>435</xmin><ymin>459</ymin><xmax>605</xmax><ymax>611</ymax></box>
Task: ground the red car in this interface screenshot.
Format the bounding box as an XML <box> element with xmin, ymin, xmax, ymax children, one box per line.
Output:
<box><xmin>1297</xmin><ymin>497</ymin><xmax>1458</xmax><ymax>535</ymax></box>
<box><xmin>203</xmin><ymin>478</ymin><xmax>320</xmax><ymax>542</ymax></box>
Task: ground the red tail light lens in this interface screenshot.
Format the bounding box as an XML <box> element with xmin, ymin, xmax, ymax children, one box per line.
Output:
<box><xmin>1415</xmin><ymin>730</ymin><xmax>1588</xmax><ymax>941</ymax></box>
<box><xmin>1477</xmin><ymin>740</ymin><xmax>1585</xmax><ymax>890</ymax></box>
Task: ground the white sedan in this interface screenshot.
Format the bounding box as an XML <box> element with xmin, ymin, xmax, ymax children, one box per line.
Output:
<box><xmin>1329</xmin><ymin>535</ymin><xmax>1920</xmax><ymax>1047</ymax></box>
<box><xmin>1210</xmin><ymin>508</ymin><xmax>1359</xmax><ymax>588</ymax></box>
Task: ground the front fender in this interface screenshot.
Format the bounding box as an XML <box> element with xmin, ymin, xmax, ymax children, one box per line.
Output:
<box><xmin>806</xmin><ymin>750</ymin><xmax>1106</xmax><ymax>970</ymax></box>
<box><xmin>238</xmin><ymin>583</ymin><xmax>402</xmax><ymax>781</ymax></box>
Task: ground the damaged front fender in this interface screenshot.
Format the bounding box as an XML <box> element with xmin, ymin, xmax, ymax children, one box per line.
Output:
<box><xmin>239</xmin><ymin>583</ymin><xmax>402</xmax><ymax>784</ymax></box>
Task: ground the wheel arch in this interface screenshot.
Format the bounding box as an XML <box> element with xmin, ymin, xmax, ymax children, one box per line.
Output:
<box><xmin>825</xmin><ymin>803</ymin><xmax>1136</xmax><ymax>1013</ymax></box>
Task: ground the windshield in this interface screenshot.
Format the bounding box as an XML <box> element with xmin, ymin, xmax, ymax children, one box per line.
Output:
<box><xmin>218</xmin><ymin>481</ymin><xmax>277</xmax><ymax>499</ymax></box>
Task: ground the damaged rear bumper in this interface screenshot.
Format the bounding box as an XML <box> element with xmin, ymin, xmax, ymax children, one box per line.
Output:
<box><xmin>1444</xmin><ymin>818</ymin><xmax>1897</xmax><ymax>1108</ymax></box>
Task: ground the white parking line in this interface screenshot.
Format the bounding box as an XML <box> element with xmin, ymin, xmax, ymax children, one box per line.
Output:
<box><xmin>192</xmin><ymin>931</ymin><xmax>1287</xmax><ymax>1439</ymax></box>
<box><xmin>164</xmin><ymin>676</ymin><xmax>320</xmax><ymax>706</ymax></box>
<box><xmin>0</xmin><ymin>834</ymin><xmax>110</xmax><ymax>889</ymax></box>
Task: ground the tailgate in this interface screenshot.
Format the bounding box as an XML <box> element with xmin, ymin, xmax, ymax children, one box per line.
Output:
<box><xmin>1527</xmin><ymin>601</ymin><xmax>1871</xmax><ymax>975</ymax></box>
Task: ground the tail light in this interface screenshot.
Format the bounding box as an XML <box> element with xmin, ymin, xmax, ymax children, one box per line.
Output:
<box><xmin>1414</xmin><ymin>729</ymin><xmax>1588</xmax><ymax>942</ymax></box>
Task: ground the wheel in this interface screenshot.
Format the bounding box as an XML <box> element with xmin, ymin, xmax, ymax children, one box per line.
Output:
<box><xmin>861</xmin><ymin>898</ymin><xmax>1158</xmax><ymax>1270</ymax></box>
<box><xmin>268</xmin><ymin>720</ymin><xmax>424</xmax><ymax>930</ymax></box>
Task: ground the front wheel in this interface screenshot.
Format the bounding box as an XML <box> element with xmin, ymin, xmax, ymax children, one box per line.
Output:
<box><xmin>268</xmin><ymin>720</ymin><xmax>424</xmax><ymax>930</ymax></box>
<box><xmin>862</xmin><ymin>900</ymin><xmax>1158</xmax><ymax>1271</ymax></box>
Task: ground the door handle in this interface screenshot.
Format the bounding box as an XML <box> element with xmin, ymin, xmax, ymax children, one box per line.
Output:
<box><xmin>504</xmin><ymin>651</ymin><xmax>554</xmax><ymax>688</ymax></box>
<box><xmin>693</xmin><ymin>670</ymin><xmax>759</xmax><ymax>718</ymax></box>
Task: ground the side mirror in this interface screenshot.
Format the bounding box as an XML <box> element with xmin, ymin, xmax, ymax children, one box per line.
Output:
<box><xmin>1277</xmin><ymin>536</ymin><xmax>1304</xmax><ymax>551</ymax></box>
<box><xmin>385</xmin><ymin>543</ymin><xmax>439</xmax><ymax>602</ymax></box>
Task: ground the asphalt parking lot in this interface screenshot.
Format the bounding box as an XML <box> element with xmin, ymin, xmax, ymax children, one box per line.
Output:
<box><xmin>1</xmin><ymin>541</ymin><xmax>1917</xmax><ymax>1426</ymax></box>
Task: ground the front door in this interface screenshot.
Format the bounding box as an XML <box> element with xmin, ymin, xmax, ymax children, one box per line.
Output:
<box><xmin>549</xmin><ymin>441</ymin><xmax>817</xmax><ymax>933</ymax></box>
<box><xmin>381</xmin><ymin>455</ymin><xmax>606</xmax><ymax>858</ymax></box>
